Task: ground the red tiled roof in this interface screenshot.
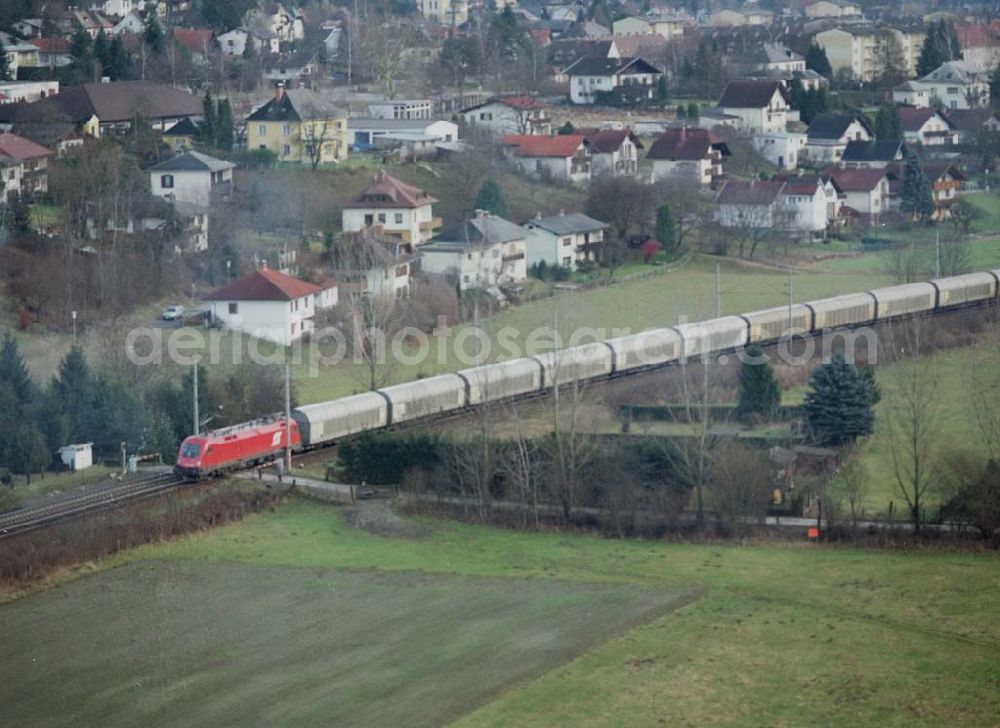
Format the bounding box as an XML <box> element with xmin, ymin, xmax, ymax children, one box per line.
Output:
<box><xmin>646</xmin><ymin>127</ymin><xmax>727</xmax><ymax>161</ymax></box>
<box><xmin>0</xmin><ymin>132</ymin><xmax>51</xmax><ymax>160</ymax></box>
<box><xmin>821</xmin><ymin>166</ymin><xmax>886</xmax><ymax>192</ymax></box>
<box><xmin>204</xmin><ymin>267</ymin><xmax>322</xmax><ymax>302</ymax></box>
<box><xmin>954</xmin><ymin>23</ymin><xmax>999</xmax><ymax>49</ymax></box>
<box><xmin>775</xmin><ymin>175</ymin><xmax>822</xmax><ymax>195</ymax></box>
<box><xmin>501</xmin><ymin>134</ymin><xmax>588</xmax><ymax>157</ymax></box>
<box><xmin>343</xmin><ymin>170</ymin><xmax>438</xmax><ymax>209</ymax></box>
<box><xmin>172</xmin><ymin>28</ymin><xmax>214</xmax><ymax>54</ymax></box>
<box><xmin>29</xmin><ymin>37</ymin><xmax>71</xmax><ymax>53</ymax></box>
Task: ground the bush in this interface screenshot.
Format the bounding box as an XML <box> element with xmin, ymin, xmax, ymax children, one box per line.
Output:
<box><xmin>232</xmin><ymin>148</ymin><xmax>278</xmax><ymax>169</ymax></box>
<box><xmin>339</xmin><ymin>432</ymin><xmax>442</xmax><ymax>484</ymax></box>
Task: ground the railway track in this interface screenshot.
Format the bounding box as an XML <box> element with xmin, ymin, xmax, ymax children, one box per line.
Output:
<box><xmin>0</xmin><ymin>471</ymin><xmax>188</xmax><ymax>540</ymax></box>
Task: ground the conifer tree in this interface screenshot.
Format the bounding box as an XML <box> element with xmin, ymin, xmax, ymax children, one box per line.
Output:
<box><xmin>873</xmin><ymin>104</ymin><xmax>902</xmax><ymax>140</ymax></box>
<box><xmin>738</xmin><ymin>346</ymin><xmax>781</xmax><ymax>420</ymax></box>
<box><xmin>474</xmin><ymin>179</ymin><xmax>508</xmax><ymax>217</ymax></box>
<box><xmin>900</xmin><ymin>148</ymin><xmax>934</xmax><ymax>221</ymax></box>
<box><xmin>655</xmin><ymin>203</ymin><xmax>676</xmax><ymax>253</ymax></box>
<box><xmin>804</xmin><ymin>354</ymin><xmax>877</xmax><ymax>446</ymax></box>
<box><xmin>805</xmin><ymin>41</ymin><xmax>832</xmax><ymax>77</ymax></box>
<box><xmin>216</xmin><ymin>98</ymin><xmax>234</xmax><ymax>152</ymax></box>
<box><xmin>200</xmin><ymin>91</ymin><xmax>217</xmax><ymax>147</ymax></box>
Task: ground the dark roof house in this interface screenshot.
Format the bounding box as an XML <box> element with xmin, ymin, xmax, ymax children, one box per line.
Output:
<box><xmin>563</xmin><ymin>56</ymin><xmax>661</xmax><ymax>76</ymax></box>
<box><xmin>840</xmin><ymin>139</ymin><xmax>905</xmax><ymax>164</ymax></box>
<box><xmin>806</xmin><ymin>113</ymin><xmax>873</xmax><ymax>140</ymax></box>
<box><xmin>247</xmin><ymin>87</ymin><xmax>341</xmax><ymax>122</ymax></box>
<box><xmin>646</xmin><ymin>127</ymin><xmax>730</xmax><ymax>160</ymax></box>
<box><xmin>718</xmin><ymin>80</ymin><xmax>790</xmax><ymax>109</ymax></box>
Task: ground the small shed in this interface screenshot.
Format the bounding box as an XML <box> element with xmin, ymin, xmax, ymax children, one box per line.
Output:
<box><xmin>59</xmin><ymin>443</ymin><xmax>93</xmax><ymax>472</ymax></box>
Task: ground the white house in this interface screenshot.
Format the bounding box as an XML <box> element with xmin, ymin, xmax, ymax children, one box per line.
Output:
<box><xmin>715</xmin><ymin>179</ymin><xmax>786</xmax><ymax>230</ymax></box>
<box><xmin>646</xmin><ymin>127</ymin><xmax>730</xmax><ymax>185</ymax></box>
<box><xmin>717</xmin><ymin>80</ymin><xmax>795</xmax><ymax>134</ymax></box>
<box><xmin>341</xmin><ymin>171</ymin><xmax>441</xmax><ymax>245</ymax></box>
<box><xmin>821</xmin><ymin>167</ymin><xmax>889</xmax><ymax>217</ymax></box>
<box><xmin>217</xmin><ymin>27</ymin><xmax>280</xmax><ymax>56</ymax></box>
<box><xmin>752</xmin><ymin>131</ymin><xmax>807</xmax><ymax>171</ymax></box>
<box><xmin>91</xmin><ymin>0</ymin><xmax>134</xmax><ymax>18</ymax></box>
<box><xmin>578</xmin><ymin>127</ymin><xmax>642</xmax><ymax>176</ymax></box>
<box><xmin>804</xmin><ymin>1</ymin><xmax>862</xmax><ymax>18</ymax></box>
<box><xmin>612</xmin><ymin>13</ymin><xmax>687</xmax><ymax>39</ymax></box>
<box><xmin>204</xmin><ymin>264</ymin><xmax>336</xmax><ymax>346</ymax></box>
<box><xmin>522</xmin><ymin>212</ymin><xmax>608</xmax><ymax>270</ymax></box>
<box><xmin>418</xmin><ymin>0</ymin><xmax>468</xmax><ymax>26</ymax></box>
<box><xmin>59</xmin><ymin>443</ymin><xmax>94</xmax><ymax>472</ymax></box>
<box><xmin>755</xmin><ymin>43</ymin><xmax>806</xmax><ymax>73</ymax></box>
<box><xmin>501</xmin><ymin>134</ymin><xmax>592</xmax><ymax>185</ymax></box>
<box><xmin>460</xmin><ymin>96</ymin><xmax>552</xmax><ymax>137</ymax></box>
<box><xmin>347</xmin><ymin>118</ymin><xmax>457</xmax><ymax>151</ymax></box>
<box><xmin>421</xmin><ymin>211</ymin><xmax>528</xmax><ymax>291</ymax></box>
<box><xmin>804</xmin><ymin>113</ymin><xmax>873</xmax><ymax>163</ymax></box>
<box><xmin>331</xmin><ymin>228</ymin><xmax>417</xmax><ymax>299</ymax></box>
<box><xmin>0</xmin><ymin>157</ymin><xmax>24</xmax><ymax>204</ymax></box>
<box><xmin>892</xmin><ymin>61</ymin><xmax>991</xmax><ymax>110</ymax></box>
<box><xmin>0</xmin><ymin>32</ymin><xmax>39</xmax><ymax>76</ymax></box>
<box><xmin>898</xmin><ymin>107</ymin><xmax>956</xmax><ymax>146</ymax></box>
<box><xmin>148</xmin><ymin>151</ymin><xmax>235</xmax><ymax>206</ymax></box>
<box><xmin>777</xmin><ymin>175</ymin><xmax>840</xmax><ymax>235</ymax></box>
<box><xmin>566</xmin><ymin>56</ymin><xmax>662</xmax><ymax>105</ymax></box>
<box><xmin>245</xmin><ymin>2</ymin><xmax>304</xmax><ymax>42</ymax></box>
<box><xmin>112</xmin><ymin>10</ymin><xmax>144</xmax><ymax>34</ymax></box>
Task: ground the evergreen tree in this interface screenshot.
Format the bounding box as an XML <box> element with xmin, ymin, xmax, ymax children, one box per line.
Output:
<box><xmin>473</xmin><ymin>179</ymin><xmax>508</xmax><ymax>217</ymax></box>
<box><xmin>900</xmin><ymin>148</ymin><xmax>934</xmax><ymax>221</ymax></box>
<box><xmin>654</xmin><ymin>76</ymin><xmax>668</xmax><ymax>107</ymax></box>
<box><xmin>216</xmin><ymin>98</ymin><xmax>234</xmax><ymax>152</ymax></box>
<box><xmin>5</xmin><ymin>424</ymin><xmax>50</xmax><ymax>484</ymax></box>
<box><xmin>805</xmin><ymin>41</ymin><xmax>832</xmax><ymax>77</ymax></box>
<box><xmin>0</xmin><ymin>334</ymin><xmax>33</xmax><ymax>405</ymax></box>
<box><xmin>68</xmin><ymin>25</ymin><xmax>93</xmax><ymax>82</ymax></box>
<box><xmin>991</xmin><ymin>64</ymin><xmax>1000</xmax><ymax>107</ymax></box>
<box><xmin>93</xmin><ymin>30</ymin><xmax>111</xmax><ymax>75</ymax></box>
<box><xmin>676</xmin><ymin>104</ymin><xmax>687</xmax><ymax>119</ymax></box>
<box><xmin>654</xmin><ymin>203</ymin><xmax>676</xmax><ymax>253</ymax></box>
<box><xmin>52</xmin><ymin>346</ymin><xmax>92</xmax><ymax>442</ymax></box>
<box><xmin>916</xmin><ymin>20</ymin><xmax>962</xmax><ymax>77</ymax></box>
<box><xmin>3</xmin><ymin>192</ymin><xmax>31</xmax><ymax>235</ymax></box>
<box><xmin>108</xmin><ymin>35</ymin><xmax>131</xmax><ymax>79</ymax></box>
<box><xmin>557</xmin><ymin>121</ymin><xmax>575</xmax><ymax>134</ymax></box>
<box><xmin>803</xmin><ymin>354</ymin><xmax>877</xmax><ymax>446</ymax></box>
<box><xmin>687</xmin><ymin>102</ymin><xmax>699</xmax><ymax>120</ymax></box>
<box><xmin>873</xmin><ymin>103</ymin><xmax>902</xmax><ymax>140</ymax></box>
<box><xmin>144</xmin><ymin>3</ymin><xmax>165</xmax><ymax>54</ymax></box>
<box><xmin>200</xmin><ymin>91</ymin><xmax>217</xmax><ymax>147</ymax></box>
<box><xmin>737</xmin><ymin>346</ymin><xmax>781</xmax><ymax>420</ymax></box>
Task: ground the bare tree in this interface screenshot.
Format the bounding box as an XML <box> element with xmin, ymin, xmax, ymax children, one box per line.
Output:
<box><xmin>836</xmin><ymin>453</ymin><xmax>869</xmax><ymax>537</ymax></box>
<box><xmin>300</xmin><ymin>120</ymin><xmax>332</xmax><ymax>171</ymax></box>
<box><xmin>883</xmin><ymin>317</ymin><xmax>942</xmax><ymax>534</ymax></box>
<box><xmin>707</xmin><ymin>442</ymin><xmax>772</xmax><ymax>536</ymax></box>
<box><xmin>358</xmin><ymin>19</ymin><xmax>417</xmax><ymax>98</ymax></box>
<box><xmin>653</xmin><ymin>179</ymin><xmax>712</xmax><ymax>252</ymax></box>
<box><xmin>498</xmin><ymin>400</ymin><xmax>541</xmax><ymax>527</ymax></box>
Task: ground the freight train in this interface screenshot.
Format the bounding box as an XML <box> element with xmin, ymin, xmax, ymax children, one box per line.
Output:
<box><xmin>175</xmin><ymin>270</ymin><xmax>1000</xmax><ymax>478</ymax></box>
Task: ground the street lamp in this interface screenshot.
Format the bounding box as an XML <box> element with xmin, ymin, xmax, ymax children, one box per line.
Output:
<box><xmin>71</xmin><ymin>310</ymin><xmax>77</xmax><ymax>345</ymax></box>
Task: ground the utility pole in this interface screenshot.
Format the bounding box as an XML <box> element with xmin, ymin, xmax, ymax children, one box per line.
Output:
<box><xmin>192</xmin><ymin>362</ymin><xmax>199</xmax><ymax>436</ymax></box>
<box><xmin>935</xmin><ymin>228</ymin><xmax>941</xmax><ymax>278</ymax></box>
<box><xmin>71</xmin><ymin>310</ymin><xmax>77</xmax><ymax>345</ymax></box>
<box><xmin>787</xmin><ymin>270</ymin><xmax>793</xmax><ymax>331</ymax></box>
<box><xmin>715</xmin><ymin>263</ymin><xmax>721</xmax><ymax>317</ymax></box>
<box><xmin>284</xmin><ymin>361</ymin><xmax>292</xmax><ymax>470</ymax></box>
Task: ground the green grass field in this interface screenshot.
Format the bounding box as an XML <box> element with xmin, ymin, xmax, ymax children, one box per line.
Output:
<box><xmin>0</xmin><ymin>558</ymin><xmax>686</xmax><ymax>727</ymax></box>
<box><xmin>6</xmin><ymin>499</ymin><xmax>994</xmax><ymax>726</ymax></box>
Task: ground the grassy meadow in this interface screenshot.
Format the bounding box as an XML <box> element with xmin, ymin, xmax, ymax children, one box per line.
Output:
<box><xmin>3</xmin><ymin>499</ymin><xmax>997</xmax><ymax>726</ymax></box>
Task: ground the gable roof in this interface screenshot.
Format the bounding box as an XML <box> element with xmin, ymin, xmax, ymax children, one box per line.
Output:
<box><xmin>564</xmin><ymin>56</ymin><xmax>661</xmax><ymax>76</ymax></box>
<box><xmin>577</xmin><ymin>127</ymin><xmax>643</xmax><ymax>153</ymax></box>
<box><xmin>525</xmin><ymin>212</ymin><xmax>608</xmax><ymax>235</ymax></box>
<box><xmin>920</xmin><ymin>60</ymin><xmax>987</xmax><ymax>84</ymax></box>
<box><xmin>204</xmin><ymin>267</ymin><xmax>321</xmax><ymax>302</ymax></box>
<box><xmin>612</xmin><ymin>34</ymin><xmax>668</xmax><ymax>57</ymax></box>
<box><xmin>885</xmin><ymin>160</ymin><xmax>965</xmax><ymax>183</ymax></box>
<box><xmin>547</xmin><ymin>39</ymin><xmax>613</xmax><ymax>67</ymax></box>
<box><xmin>646</xmin><ymin>127</ymin><xmax>729</xmax><ymax>161</ymax></box>
<box><xmin>501</xmin><ymin>134</ymin><xmax>589</xmax><ymax>157</ymax></box>
<box><xmin>806</xmin><ymin>113</ymin><xmax>872</xmax><ymax>140</ymax></box>
<box><xmin>897</xmin><ymin>106</ymin><xmax>951</xmax><ymax>132</ymax></box>
<box><xmin>821</xmin><ymin>166</ymin><xmax>886</xmax><ymax>192</ymax></box>
<box><xmin>246</xmin><ymin>88</ymin><xmax>342</xmax><ymax>122</ymax></box>
<box><xmin>433</xmin><ymin>213</ymin><xmax>526</xmax><ymax>248</ymax></box>
<box><xmin>172</xmin><ymin>28</ymin><xmax>215</xmax><ymax>55</ymax></box>
<box><xmin>776</xmin><ymin>175</ymin><xmax>823</xmax><ymax>196</ymax></box>
<box><xmin>6</xmin><ymin>81</ymin><xmax>203</xmax><ymax>124</ymax></box>
<box><xmin>343</xmin><ymin>170</ymin><xmax>438</xmax><ymax>209</ymax></box>
<box><xmin>0</xmin><ymin>132</ymin><xmax>51</xmax><ymax>160</ymax></box>
<box><xmin>841</xmin><ymin>139</ymin><xmax>904</xmax><ymax>163</ymax></box>
<box><xmin>718</xmin><ymin>80</ymin><xmax>789</xmax><ymax>109</ymax></box>
<box><xmin>163</xmin><ymin>117</ymin><xmax>199</xmax><ymax>137</ymax></box>
<box><xmin>28</xmin><ymin>37</ymin><xmax>71</xmax><ymax>53</ymax></box>
<box><xmin>716</xmin><ymin>179</ymin><xmax>784</xmax><ymax>205</ymax></box>
<box><xmin>149</xmin><ymin>150</ymin><xmax>235</xmax><ymax>173</ymax></box>
<box><xmin>943</xmin><ymin>108</ymin><xmax>997</xmax><ymax>131</ymax></box>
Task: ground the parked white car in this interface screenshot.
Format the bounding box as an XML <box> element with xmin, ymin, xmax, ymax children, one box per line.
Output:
<box><xmin>161</xmin><ymin>305</ymin><xmax>185</xmax><ymax>321</ymax></box>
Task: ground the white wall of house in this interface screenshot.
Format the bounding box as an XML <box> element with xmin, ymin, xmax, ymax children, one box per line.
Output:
<box><xmin>782</xmin><ymin>189</ymin><xmax>828</xmax><ymax>232</ymax></box>
<box><xmin>422</xmin><ymin>239</ymin><xmax>527</xmax><ymax>290</ymax></box>
<box><xmin>461</xmin><ymin>102</ymin><xmax>550</xmax><ymax>136</ymax></box>
<box><xmin>342</xmin><ymin>205</ymin><xmax>438</xmax><ymax>244</ymax></box>
<box><xmin>805</xmin><ymin>118</ymin><xmax>871</xmax><ymax>162</ymax></box>
<box><xmin>905</xmin><ymin>115</ymin><xmax>956</xmax><ymax>145</ymax></box>
<box><xmin>570</xmin><ymin>71</ymin><xmax>659</xmax><ymax>105</ymax></box>
<box><xmin>590</xmin><ymin>138</ymin><xmax>640</xmax><ymax>176</ymax></box>
<box><xmin>652</xmin><ymin>158</ymin><xmax>714</xmax><ymax>185</ymax></box>
<box><xmin>752</xmin><ymin>132</ymin><xmax>806</xmax><ymax>170</ymax></box>
<box><xmin>717</xmin><ymin>202</ymin><xmax>776</xmax><ymax>229</ymax></box>
<box><xmin>721</xmin><ymin>89</ymin><xmax>792</xmax><ymax>133</ymax></box>
<box><xmin>842</xmin><ymin>181</ymin><xmax>887</xmax><ymax>215</ymax></box>
<box><xmin>0</xmin><ymin>163</ymin><xmax>23</xmax><ymax>204</ymax></box>
<box><xmin>208</xmin><ymin>296</ymin><xmax>316</xmax><ymax>346</ymax></box>
<box><xmin>895</xmin><ymin>80</ymin><xmax>989</xmax><ymax>109</ymax></box>
<box><xmin>510</xmin><ymin>151</ymin><xmax>591</xmax><ymax>184</ymax></box>
<box><xmin>522</xmin><ymin>227</ymin><xmax>605</xmax><ymax>270</ymax></box>
<box><xmin>150</xmin><ymin>167</ymin><xmax>233</xmax><ymax>206</ymax></box>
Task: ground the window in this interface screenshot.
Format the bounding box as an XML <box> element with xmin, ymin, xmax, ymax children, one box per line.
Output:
<box><xmin>467</xmin><ymin>253</ymin><xmax>473</xmax><ymax>260</ymax></box>
<box><xmin>364</xmin><ymin>214</ymin><xmax>374</xmax><ymax>225</ymax></box>
<box><xmin>160</xmin><ymin>174</ymin><xmax>174</xmax><ymax>188</ymax></box>
<box><xmin>282</xmin><ymin>124</ymin><xmax>291</xmax><ymax>135</ymax></box>
<box><xmin>258</xmin><ymin>124</ymin><xmax>267</xmax><ymax>136</ymax></box>
<box><xmin>562</xmin><ymin>237</ymin><xmax>572</xmax><ymax>246</ymax></box>
<box><xmin>492</xmin><ymin>248</ymin><xmax>499</xmax><ymax>258</ymax></box>
<box><xmin>563</xmin><ymin>256</ymin><xmax>571</xmax><ymax>266</ymax></box>
<box><xmin>394</xmin><ymin>213</ymin><xmax>403</xmax><ymax>224</ymax></box>
<box><xmin>228</xmin><ymin>303</ymin><xmax>238</xmax><ymax>314</ymax></box>
<box><xmin>282</xmin><ymin>144</ymin><xmax>291</xmax><ymax>156</ymax></box>
<box><xmin>377</xmin><ymin>213</ymin><xmax>386</xmax><ymax>223</ymax></box>
<box><xmin>181</xmin><ymin>443</ymin><xmax>200</xmax><ymax>458</ymax></box>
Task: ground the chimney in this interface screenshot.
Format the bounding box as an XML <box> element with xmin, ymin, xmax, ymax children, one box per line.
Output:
<box><xmin>258</xmin><ymin>259</ymin><xmax>268</xmax><ymax>271</ymax></box>
<box><xmin>475</xmin><ymin>209</ymin><xmax>489</xmax><ymax>219</ymax></box>
<box><xmin>274</xmin><ymin>81</ymin><xmax>285</xmax><ymax>100</ymax></box>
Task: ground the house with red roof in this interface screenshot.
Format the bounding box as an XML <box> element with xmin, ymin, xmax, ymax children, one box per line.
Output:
<box><xmin>172</xmin><ymin>28</ymin><xmax>215</xmax><ymax>63</ymax></box>
<box><xmin>898</xmin><ymin>107</ymin><xmax>956</xmax><ymax>146</ymax></box>
<box><xmin>0</xmin><ymin>132</ymin><xmax>52</xmax><ymax>198</ymax></box>
<box><xmin>954</xmin><ymin>22</ymin><xmax>1000</xmax><ymax>72</ymax></box>
<box><xmin>28</xmin><ymin>37</ymin><xmax>72</xmax><ymax>68</ymax></box>
<box><xmin>776</xmin><ymin>175</ymin><xmax>842</xmax><ymax>234</ymax></box>
<box><xmin>204</xmin><ymin>263</ymin><xmax>337</xmax><ymax>346</ymax></box>
<box><xmin>460</xmin><ymin>96</ymin><xmax>552</xmax><ymax>137</ymax></box>
<box><xmin>501</xmin><ymin>134</ymin><xmax>592</xmax><ymax>184</ymax></box>
<box><xmin>646</xmin><ymin>127</ymin><xmax>730</xmax><ymax>185</ymax></box>
<box><xmin>578</xmin><ymin>127</ymin><xmax>643</xmax><ymax>176</ymax></box>
<box><xmin>342</xmin><ymin>170</ymin><xmax>441</xmax><ymax>244</ymax></box>
<box><xmin>821</xmin><ymin>166</ymin><xmax>889</xmax><ymax>218</ymax></box>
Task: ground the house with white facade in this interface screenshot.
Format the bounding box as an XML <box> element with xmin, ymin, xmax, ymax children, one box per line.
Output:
<box><xmin>753</xmin><ymin>43</ymin><xmax>806</xmax><ymax>73</ymax></box>
<box><xmin>0</xmin><ymin>158</ymin><xmax>24</xmax><ymax>204</ymax></box>
<box><xmin>501</xmin><ymin>134</ymin><xmax>592</xmax><ymax>185</ymax></box>
<box><xmin>341</xmin><ymin>171</ymin><xmax>441</xmax><ymax>245</ymax></box>
<box><xmin>418</xmin><ymin>0</ymin><xmax>468</xmax><ymax>27</ymax></box>
<box><xmin>421</xmin><ymin>211</ymin><xmax>528</xmax><ymax>291</ymax></box>
<box><xmin>776</xmin><ymin>175</ymin><xmax>841</xmax><ymax>235</ymax></box>
<box><xmin>367</xmin><ymin>100</ymin><xmax>433</xmax><ymax>120</ymax></box>
<box><xmin>898</xmin><ymin>107</ymin><xmax>956</xmax><ymax>146</ymax></box>
<box><xmin>330</xmin><ymin>228</ymin><xmax>417</xmax><ymax>299</ymax></box>
<box><xmin>821</xmin><ymin>167</ymin><xmax>889</xmax><ymax>218</ymax></box>
<box><xmin>715</xmin><ymin>179</ymin><xmax>785</xmax><ymax>230</ymax></box>
<box><xmin>347</xmin><ymin>118</ymin><xmax>458</xmax><ymax>153</ymax></box>
<box><xmin>892</xmin><ymin>61</ymin><xmax>991</xmax><ymax>110</ymax></box>
<box><xmin>0</xmin><ymin>132</ymin><xmax>51</xmax><ymax>197</ymax></box>
<box><xmin>612</xmin><ymin>13</ymin><xmax>688</xmax><ymax>39</ymax></box>
<box><xmin>0</xmin><ymin>32</ymin><xmax>40</xmax><ymax>76</ymax></box>
<box><xmin>91</xmin><ymin>0</ymin><xmax>135</xmax><ymax>18</ymax></box>
<box><xmin>804</xmin><ymin>1</ymin><xmax>862</xmax><ymax>18</ymax></box>
<box><xmin>752</xmin><ymin>131</ymin><xmax>807</xmax><ymax>171</ymax></box>
<box><xmin>565</xmin><ymin>56</ymin><xmax>662</xmax><ymax>105</ymax></box>
<box><xmin>709</xmin><ymin>9</ymin><xmax>773</xmax><ymax>26</ymax></box>
<box><xmin>522</xmin><ymin>212</ymin><xmax>609</xmax><ymax>270</ymax></box>
<box><xmin>954</xmin><ymin>23</ymin><xmax>1000</xmax><ymax>72</ymax></box>
<box><xmin>646</xmin><ymin>127</ymin><xmax>730</xmax><ymax>185</ymax></box>
<box><xmin>217</xmin><ymin>27</ymin><xmax>280</xmax><ymax>56</ymax></box>
<box><xmin>148</xmin><ymin>151</ymin><xmax>235</xmax><ymax>206</ymax></box>
<box><xmin>814</xmin><ymin>24</ymin><xmax>925</xmax><ymax>82</ymax></box>
<box><xmin>245</xmin><ymin>2</ymin><xmax>304</xmax><ymax>42</ymax></box>
<box><xmin>804</xmin><ymin>113</ymin><xmax>873</xmax><ymax>163</ymax></box>
<box><xmin>460</xmin><ymin>96</ymin><xmax>552</xmax><ymax>137</ymax></box>
<box><xmin>717</xmin><ymin>80</ymin><xmax>795</xmax><ymax>133</ymax></box>
<box><xmin>204</xmin><ymin>264</ymin><xmax>336</xmax><ymax>346</ymax></box>
<box><xmin>944</xmin><ymin>108</ymin><xmax>1000</xmax><ymax>144</ymax></box>
<box><xmin>578</xmin><ymin>128</ymin><xmax>642</xmax><ymax>177</ymax></box>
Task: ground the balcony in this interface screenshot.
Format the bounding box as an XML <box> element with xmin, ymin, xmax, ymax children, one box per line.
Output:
<box><xmin>419</xmin><ymin>217</ymin><xmax>443</xmax><ymax>232</ymax></box>
<box><xmin>502</xmin><ymin>252</ymin><xmax>525</xmax><ymax>263</ymax></box>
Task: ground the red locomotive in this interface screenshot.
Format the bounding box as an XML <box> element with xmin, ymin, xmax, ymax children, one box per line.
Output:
<box><xmin>174</xmin><ymin>417</ymin><xmax>302</xmax><ymax>479</ymax></box>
